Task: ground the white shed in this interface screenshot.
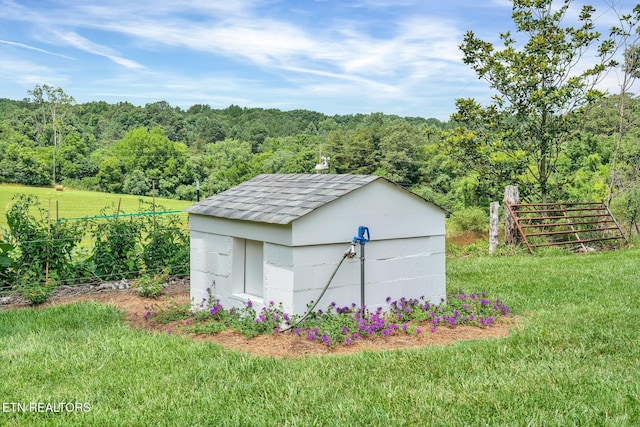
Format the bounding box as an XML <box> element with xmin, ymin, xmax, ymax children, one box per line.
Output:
<box><xmin>186</xmin><ymin>174</ymin><xmax>446</xmax><ymax>315</ymax></box>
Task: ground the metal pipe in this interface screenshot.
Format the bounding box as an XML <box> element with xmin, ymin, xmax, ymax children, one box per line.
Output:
<box><xmin>360</xmin><ymin>241</ymin><xmax>365</xmax><ymax>310</ymax></box>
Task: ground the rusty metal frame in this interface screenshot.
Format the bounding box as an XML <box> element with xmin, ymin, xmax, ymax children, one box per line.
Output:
<box><xmin>504</xmin><ymin>201</ymin><xmax>628</xmax><ymax>254</ymax></box>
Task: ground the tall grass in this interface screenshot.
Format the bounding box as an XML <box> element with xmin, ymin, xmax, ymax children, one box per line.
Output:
<box><xmin>1</xmin><ymin>248</ymin><xmax>639</xmax><ymax>426</ymax></box>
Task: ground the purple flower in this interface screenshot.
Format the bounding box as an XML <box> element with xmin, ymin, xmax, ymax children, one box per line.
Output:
<box><xmin>345</xmin><ymin>337</ymin><xmax>353</xmax><ymax>346</ymax></box>
<box><xmin>340</xmin><ymin>326</ymin><xmax>349</xmax><ymax>334</ymax></box>
<box><xmin>382</xmin><ymin>329</ymin><xmax>391</xmax><ymax>336</ymax></box>
<box><xmin>246</xmin><ymin>300</ymin><xmax>253</xmax><ymax>308</ymax></box>
<box><xmin>321</xmin><ymin>334</ymin><xmax>331</xmax><ymax>346</ymax></box>
<box><xmin>416</xmin><ymin>328</ymin><xmax>422</xmax><ymax>334</ymax></box>
<box><xmin>143</xmin><ymin>311</ymin><xmax>151</xmax><ymax>320</ymax></box>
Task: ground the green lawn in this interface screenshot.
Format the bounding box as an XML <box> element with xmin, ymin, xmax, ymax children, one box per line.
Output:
<box><xmin>1</xmin><ymin>247</ymin><xmax>639</xmax><ymax>425</ymax></box>
<box><xmin>0</xmin><ymin>184</ymin><xmax>193</xmax><ymax>229</ymax></box>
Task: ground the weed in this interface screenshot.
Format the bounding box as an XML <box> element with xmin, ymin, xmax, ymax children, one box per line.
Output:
<box><xmin>148</xmin><ymin>299</ymin><xmax>191</xmax><ymax>323</ymax></box>
<box><xmin>132</xmin><ymin>267</ymin><xmax>169</xmax><ymax>298</ymax></box>
<box><xmin>18</xmin><ymin>275</ymin><xmax>55</xmax><ymax>305</ymax></box>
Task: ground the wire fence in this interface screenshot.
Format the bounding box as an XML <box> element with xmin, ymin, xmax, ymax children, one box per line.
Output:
<box><xmin>57</xmin><ymin>209</ymin><xmax>185</xmax><ymax>222</ymax></box>
<box><xmin>1</xmin><ymin>208</ymin><xmax>190</xmax><ymax>291</ymax></box>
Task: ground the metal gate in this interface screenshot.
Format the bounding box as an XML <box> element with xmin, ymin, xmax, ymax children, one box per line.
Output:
<box><xmin>503</xmin><ymin>201</ymin><xmax>628</xmax><ymax>254</ymax></box>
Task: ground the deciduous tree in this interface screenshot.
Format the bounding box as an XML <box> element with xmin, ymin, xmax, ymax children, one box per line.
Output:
<box><xmin>454</xmin><ymin>0</ymin><xmax>618</xmax><ymax>202</ymax></box>
<box><xmin>27</xmin><ymin>84</ymin><xmax>75</xmax><ymax>184</ymax></box>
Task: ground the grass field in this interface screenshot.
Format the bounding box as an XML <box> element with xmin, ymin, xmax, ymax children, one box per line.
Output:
<box><xmin>1</xmin><ymin>247</ymin><xmax>639</xmax><ymax>426</ymax></box>
<box><xmin>0</xmin><ymin>184</ymin><xmax>193</xmax><ymax>229</ymax></box>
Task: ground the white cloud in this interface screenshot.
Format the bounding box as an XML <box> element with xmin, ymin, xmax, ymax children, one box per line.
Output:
<box><xmin>5</xmin><ymin>0</ymin><xmax>633</xmax><ymax>119</ymax></box>
<box><xmin>0</xmin><ymin>39</ymin><xmax>75</xmax><ymax>59</ymax></box>
<box><xmin>0</xmin><ymin>56</ymin><xmax>67</xmax><ymax>86</ymax></box>
<box><xmin>52</xmin><ymin>31</ymin><xmax>144</xmax><ymax>70</ymax></box>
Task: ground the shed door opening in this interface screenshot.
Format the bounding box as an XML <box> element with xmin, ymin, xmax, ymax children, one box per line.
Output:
<box><xmin>234</xmin><ymin>238</ymin><xmax>264</xmax><ymax>298</ymax></box>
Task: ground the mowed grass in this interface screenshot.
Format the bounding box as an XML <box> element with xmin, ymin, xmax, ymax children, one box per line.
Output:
<box><xmin>0</xmin><ymin>184</ymin><xmax>193</xmax><ymax>229</ymax></box>
<box><xmin>1</xmin><ymin>247</ymin><xmax>640</xmax><ymax>426</ymax></box>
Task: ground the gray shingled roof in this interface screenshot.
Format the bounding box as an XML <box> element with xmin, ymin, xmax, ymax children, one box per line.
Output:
<box><xmin>185</xmin><ymin>174</ymin><xmax>380</xmax><ymax>225</ymax></box>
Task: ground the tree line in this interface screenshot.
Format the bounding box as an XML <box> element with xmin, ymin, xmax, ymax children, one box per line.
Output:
<box><xmin>0</xmin><ymin>91</ymin><xmax>637</xmax><ymax>230</ymax></box>
<box><xmin>0</xmin><ymin>93</ymin><xmax>447</xmax><ymax>199</ymax></box>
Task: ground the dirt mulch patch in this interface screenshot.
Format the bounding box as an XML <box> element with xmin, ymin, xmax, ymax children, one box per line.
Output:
<box><xmin>2</xmin><ymin>279</ymin><xmax>518</xmax><ymax>358</ymax></box>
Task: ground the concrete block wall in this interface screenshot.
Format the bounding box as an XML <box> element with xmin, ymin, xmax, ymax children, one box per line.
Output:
<box><xmin>191</xmin><ymin>231</ymin><xmax>446</xmax><ymax>316</ymax></box>
<box><xmin>365</xmin><ymin>235</ymin><xmax>446</xmax><ymax>308</ymax></box>
<box><xmin>263</xmin><ymin>243</ymin><xmax>294</xmax><ymax>313</ymax></box>
<box><xmin>189</xmin><ymin>230</ymin><xmax>232</xmax><ymax>308</ymax></box>
<box><xmin>287</xmin><ymin>236</ymin><xmax>446</xmax><ymax>315</ymax></box>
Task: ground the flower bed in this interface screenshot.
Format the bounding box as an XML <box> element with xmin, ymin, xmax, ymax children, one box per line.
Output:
<box><xmin>146</xmin><ymin>288</ymin><xmax>511</xmax><ymax>348</ymax></box>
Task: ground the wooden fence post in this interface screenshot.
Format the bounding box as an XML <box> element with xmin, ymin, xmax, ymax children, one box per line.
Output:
<box><xmin>489</xmin><ymin>201</ymin><xmax>499</xmax><ymax>254</ymax></box>
<box><xmin>503</xmin><ymin>185</ymin><xmax>520</xmax><ymax>246</ymax></box>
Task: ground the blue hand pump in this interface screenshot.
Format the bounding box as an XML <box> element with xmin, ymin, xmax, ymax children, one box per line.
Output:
<box><xmin>352</xmin><ymin>226</ymin><xmax>370</xmax><ymax>310</ymax></box>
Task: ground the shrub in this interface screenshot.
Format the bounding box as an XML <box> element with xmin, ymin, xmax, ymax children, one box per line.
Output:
<box><xmin>0</xmin><ymin>242</ymin><xmax>15</xmax><ymax>290</ymax></box>
<box><xmin>19</xmin><ymin>276</ymin><xmax>55</xmax><ymax>305</ymax></box>
<box><xmin>447</xmin><ymin>206</ymin><xmax>489</xmax><ymax>235</ymax></box>
<box><xmin>4</xmin><ymin>194</ymin><xmax>84</xmax><ymax>302</ymax></box>
<box><xmin>89</xmin><ymin>211</ymin><xmax>142</xmax><ymax>281</ymax></box>
<box><xmin>140</xmin><ymin>206</ymin><xmax>189</xmax><ymax>275</ymax></box>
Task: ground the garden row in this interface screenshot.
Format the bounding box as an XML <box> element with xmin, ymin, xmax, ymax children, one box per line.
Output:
<box><xmin>0</xmin><ymin>194</ymin><xmax>189</xmax><ymax>304</ymax></box>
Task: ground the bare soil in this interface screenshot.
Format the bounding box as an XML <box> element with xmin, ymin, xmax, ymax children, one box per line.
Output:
<box><xmin>1</xmin><ymin>279</ymin><xmax>517</xmax><ymax>358</ymax></box>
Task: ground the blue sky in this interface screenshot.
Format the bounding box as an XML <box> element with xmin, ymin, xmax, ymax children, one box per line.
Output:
<box><xmin>0</xmin><ymin>0</ymin><xmax>635</xmax><ymax>120</ymax></box>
